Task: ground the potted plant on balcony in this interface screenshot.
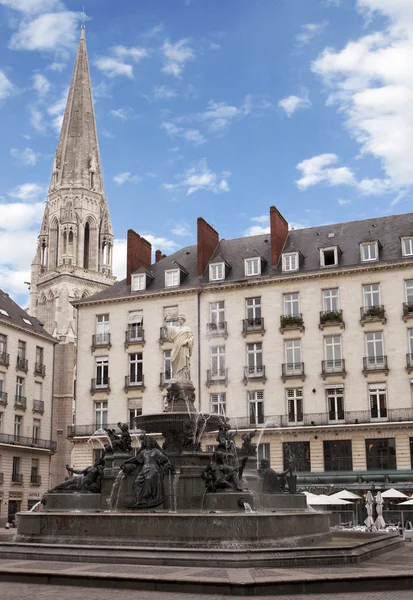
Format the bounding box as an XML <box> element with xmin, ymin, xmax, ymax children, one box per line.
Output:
<box><xmin>365</xmin><ymin>306</ymin><xmax>385</xmax><ymax>319</ymax></box>
<box><xmin>320</xmin><ymin>310</ymin><xmax>342</xmax><ymax>324</ymax></box>
<box><xmin>281</xmin><ymin>314</ymin><xmax>303</xmax><ymax>328</ymax></box>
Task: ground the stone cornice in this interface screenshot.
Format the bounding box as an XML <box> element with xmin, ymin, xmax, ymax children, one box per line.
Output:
<box><xmin>37</xmin><ymin>267</ymin><xmax>116</xmax><ymax>287</ymax></box>
<box><xmin>0</xmin><ymin>318</ymin><xmax>56</xmax><ymax>345</ymax></box>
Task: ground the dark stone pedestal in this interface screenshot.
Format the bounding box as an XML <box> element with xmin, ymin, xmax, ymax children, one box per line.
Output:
<box><xmin>175</xmin><ymin>452</ymin><xmax>212</xmax><ymax>511</ymax></box>
<box><xmin>203</xmin><ymin>491</ymin><xmax>255</xmax><ymax>512</ymax></box>
<box><xmin>42</xmin><ymin>493</ymin><xmax>101</xmax><ymax>512</ymax></box>
<box><xmin>101</xmin><ymin>452</ymin><xmax>131</xmax><ymax>508</ymax></box>
<box><xmin>164</xmin><ymin>379</ymin><xmax>196</xmax><ymax>413</ymax></box>
<box><xmin>260</xmin><ymin>493</ymin><xmax>307</xmax><ymax>511</ymax></box>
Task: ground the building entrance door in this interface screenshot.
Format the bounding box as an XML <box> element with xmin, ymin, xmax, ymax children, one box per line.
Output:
<box><xmin>8</xmin><ymin>500</ymin><xmax>21</xmax><ymax>526</ymax></box>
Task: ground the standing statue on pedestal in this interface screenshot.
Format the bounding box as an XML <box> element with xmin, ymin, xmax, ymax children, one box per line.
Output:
<box><xmin>164</xmin><ymin>315</ymin><xmax>194</xmax><ymax>381</ymax></box>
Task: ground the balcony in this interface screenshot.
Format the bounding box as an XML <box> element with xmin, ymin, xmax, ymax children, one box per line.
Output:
<box><xmin>206</xmin><ymin>369</ymin><xmax>228</xmax><ymax>387</ymax></box>
<box><xmin>281</xmin><ymin>414</ymin><xmax>304</xmax><ymax>427</ymax></box>
<box><xmin>281</xmin><ymin>362</ymin><xmax>305</xmax><ymax>382</ymax></box>
<box><xmin>33</xmin><ymin>400</ymin><xmax>44</xmax><ymax>414</ymax></box>
<box><xmin>124</xmin><ymin>375</ymin><xmax>145</xmax><ymax>390</ymax></box>
<box><xmin>321</xmin><ymin>359</ymin><xmax>346</xmax><ymax>378</ymax></box>
<box><xmin>16</xmin><ymin>356</ymin><xmax>28</xmax><ymax>372</ymax></box>
<box><xmin>34</xmin><ymin>362</ymin><xmax>46</xmax><ymax>377</ymax></box>
<box><xmin>14</xmin><ymin>395</ymin><xmax>27</xmax><ymax>410</ymax></box>
<box><xmin>206</xmin><ymin>321</ymin><xmax>228</xmax><ymax>338</ymax></box>
<box><xmin>407</xmin><ymin>353</ymin><xmax>413</xmax><ymax>374</ymax></box>
<box><xmin>243</xmin><ymin>365</ymin><xmax>266</xmax><ymax>384</ymax></box>
<box><xmin>0</xmin><ymin>391</ymin><xmax>7</xmax><ymax>406</ymax></box>
<box><xmin>360</xmin><ymin>305</ymin><xmax>387</xmax><ymax>325</ymax></box>
<box><xmin>403</xmin><ymin>302</ymin><xmax>413</xmax><ymax>322</ymax></box>
<box><xmin>11</xmin><ymin>473</ymin><xmax>23</xmax><ymax>484</ymax></box>
<box><xmin>91</xmin><ymin>333</ymin><xmax>111</xmax><ymax>351</ymax></box>
<box><xmin>280</xmin><ymin>314</ymin><xmax>304</xmax><ymax>333</ymax></box>
<box><xmin>68</xmin><ymin>422</ymin><xmax>120</xmax><ymax>438</ymax></box>
<box><xmin>363</xmin><ymin>355</ymin><xmax>389</xmax><ymax>376</ymax></box>
<box><xmin>0</xmin><ymin>432</ymin><xmax>56</xmax><ymax>451</ymax></box>
<box><xmin>0</xmin><ymin>352</ymin><xmax>9</xmax><ymax>367</ymax></box>
<box><xmin>319</xmin><ymin>310</ymin><xmax>344</xmax><ymax>330</ymax></box>
<box><xmin>90</xmin><ymin>378</ymin><xmax>110</xmax><ymax>394</ymax></box>
<box><xmin>159</xmin><ymin>373</ymin><xmax>172</xmax><ymax>388</ymax></box>
<box><xmin>242</xmin><ymin>317</ymin><xmax>265</xmax><ymax>337</ymax></box>
<box><xmin>229</xmin><ymin>415</ymin><xmax>280</xmax><ymax>429</ymax></box>
<box><xmin>125</xmin><ymin>327</ymin><xmax>145</xmax><ymax>347</ymax></box>
<box><xmin>30</xmin><ymin>474</ymin><xmax>42</xmax><ymax>485</ymax></box>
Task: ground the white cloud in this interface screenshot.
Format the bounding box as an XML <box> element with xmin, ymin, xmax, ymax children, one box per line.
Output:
<box><xmin>162</xmin><ymin>38</ymin><xmax>194</xmax><ymax>77</ymax></box>
<box><xmin>338</xmin><ymin>198</ymin><xmax>351</xmax><ymax>205</ymax></box>
<box><xmin>9</xmin><ymin>182</ymin><xmax>45</xmax><ymax>201</ymax></box>
<box><xmin>200</xmin><ymin>100</ymin><xmax>240</xmax><ymax>130</ymax></box>
<box><xmin>141</xmin><ymin>234</ymin><xmax>179</xmax><ymax>254</ymax></box>
<box><xmin>0</xmin><ymin>201</ymin><xmax>44</xmax><ymax>230</ymax></box>
<box><xmin>289</xmin><ymin>222</ymin><xmax>307</xmax><ymax>230</ymax></box>
<box><xmin>243</xmin><ymin>215</ymin><xmax>270</xmax><ymax>236</ymax></box>
<box><xmin>112</xmin><ymin>45</ymin><xmax>148</xmax><ymax>62</ymax></box>
<box><xmin>0</xmin><ymin>0</ymin><xmax>63</xmax><ymax>14</ymax></box>
<box><xmin>32</xmin><ymin>73</ymin><xmax>50</xmax><ymax>96</ymax></box>
<box><xmin>113</xmin><ymin>172</ymin><xmax>142</xmax><ymax>185</ymax></box>
<box><xmin>153</xmin><ymin>86</ymin><xmax>178</xmax><ymax>100</ymax></box>
<box><xmin>161</xmin><ymin>121</ymin><xmax>205</xmax><ymax>145</ymax></box>
<box><xmin>110</xmin><ymin>107</ymin><xmax>135</xmax><ymax>120</ymax></box>
<box><xmin>296</xmin><ymin>22</ymin><xmax>327</xmax><ymax>45</ymax></box>
<box><xmin>29</xmin><ymin>105</ymin><xmax>45</xmax><ymax>132</ymax></box>
<box><xmin>0</xmin><ymin>71</ymin><xmax>14</xmax><ymax>100</ymax></box>
<box><xmin>10</xmin><ymin>147</ymin><xmax>39</xmax><ymax>166</ymax></box>
<box><xmin>10</xmin><ymin>11</ymin><xmax>80</xmax><ymax>51</ymax></box>
<box><xmin>95</xmin><ymin>45</ymin><xmax>148</xmax><ymax>79</ymax></box>
<box><xmin>278</xmin><ymin>93</ymin><xmax>311</xmax><ymax>117</ymax></box>
<box><xmin>47</xmin><ymin>88</ymin><xmax>68</xmax><ymax>132</ymax></box>
<box><xmin>171</xmin><ymin>222</ymin><xmax>192</xmax><ymax>237</ymax></box>
<box><xmin>163</xmin><ymin>159</ymin><xmax>230</xmax><ymax>195</ymax></box>
<box><xmin>47</xmin><ymin>61</ymin><xmax>65</xmax><ymax>72</ymax></box>
<box><xmin>113</xmin><ymin>235</ymin><xmax>178</xmax><ymax>281</ymax></box>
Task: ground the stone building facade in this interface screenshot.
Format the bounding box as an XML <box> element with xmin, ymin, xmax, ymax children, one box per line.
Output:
<box><xmin>71</xmin><ymin>207</ymin><xmax>413</xmax><ymax>492</ymax></box>
<box><xmin>0</xmin><ymin>290</ymin><xmax>56</xmax><ymax>525</ymax></box>
<box><xmin>28</xmin><ymin>26</ymin><xmax>115</xmax><ymax>487</ymax></box>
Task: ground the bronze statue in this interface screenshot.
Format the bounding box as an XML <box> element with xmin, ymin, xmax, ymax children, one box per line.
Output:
<box><xmin>103</xmin><ymin>423</ymin><xmax>132</xmax><ymax>454</ymax></box>
<box><xmin>202</xmin><ymin>451</ymin><xmax>244</xmax><ymax>493</ymax></box>
<box><xmin>259</xmin><ymin>459</ymin><xmax>297</xmax><ymax>494</ymax></box>
<box><xmin>51</xmin><ymin>458</ymin><xmax>104</xmax><ymax>493</ymax></box>
<box><xmin>240</xmin><ymin>430</ymin><xmax>257</xmax><ymax>456</ymax></box>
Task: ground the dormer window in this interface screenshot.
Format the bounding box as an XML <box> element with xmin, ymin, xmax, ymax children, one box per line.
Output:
<box><xmin>402</xmin><ymin>237</ymin><xmax>413</xmax><ymax>257</ymax></box>
<box><xmin>282</xmin><ymin>252</ymin><xmax>299</xmax><ymax>272</ymax></box>
<box><xmin>165</xmin><ymin>268</ymin><xmax>180</xmax><ymax>287</ymax></box>
<box><xmin>209</xmin><ymin>263</ymin><xmax>225</xmax><ymax>281</ymax></box>
<box><xmin>244</xmin><ymin>258</ymin><xmax>261</xmax><ymax>277</ymax></box>
<box><xmin>131</xmin><ymin>274</ymin><xmax>146</xmax><ymax>291</ymax></box>
<box><xmin>360</xmin><ymin>241</ymin><xmax>378</xmax><ymax>262</ymax></box>
<box><xmin>320</xmin><ymin>246</ymin><xmax>339</xmax><ymax>267</ymax></box>
<box><xmin>0</xmin><ymin>309</ymin><xmax>9</xmax><ymax>317</ymax></box>
<box><xmin>22</xmin><ymin>318</ymin><xmax>32</xmax><ymax>325</ymax></box>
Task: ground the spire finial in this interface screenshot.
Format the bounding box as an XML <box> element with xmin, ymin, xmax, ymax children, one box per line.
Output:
<box><xmin>80</xmin><ymin>6</ymin><xmax>86</xmax><ymax>29</ymax></box>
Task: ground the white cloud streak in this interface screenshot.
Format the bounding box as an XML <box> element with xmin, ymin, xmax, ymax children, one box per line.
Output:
<box><xmin>0</xmin><ymin>71</ymin><xmax>14</xmax><ymax>100</ymax></box>
<box><xmin>162</xmin><ymin>38</ymin><xmax>194</xmax><ymax>77</ymax></box>
<box><xmin>163</xmin><ymin>159</ymin><xmax>230</xmax><ymax>195</ymax></box>
<box><xmin>10</xmin><ymin>147</ymin><xmax>39</xmax><ymax>166</ymax></box>
<box><xmin>9</xmin><ymin>11</ymin><xmax>80</xmax><ymax>51</ymax></box>
<box><xmin>278</xmin><ymin>93</ymin><xmax>311</xmax><ymax>117</ymax></box>
<box><xmin>113</xmin><ymin>172</ymin><xmax>142</xmax><ymax>185</ymax></box>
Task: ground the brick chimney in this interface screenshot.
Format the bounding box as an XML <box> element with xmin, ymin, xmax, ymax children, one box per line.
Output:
<box><xmin>197</xmin><ymin>217</ymin><xmax>219</xmax><ymax>276</ymax></box>
<box><xmin>270</xmin><ymin>205</ymin><xmax>288</xmax><ymax>267</ymax></box>
<box><xmin>155</xmin><ymin>249</ymin><xmax>167</xmax><ymax>263</ymax></box>
<box><xmin>126</xmin><ymin>229</ymin><xmax>152</xmax><ymax>285</ymax></box>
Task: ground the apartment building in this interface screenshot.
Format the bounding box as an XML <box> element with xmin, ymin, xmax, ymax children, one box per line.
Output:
<box><xmin>71</xmin><ymin>207</ymin><xmax>413</xmax><ymax>491</ymax></box>
<box><xmin>0</xmin><ymin>290</ymin><xmax>56</xmax><ymax>525</ymax></box>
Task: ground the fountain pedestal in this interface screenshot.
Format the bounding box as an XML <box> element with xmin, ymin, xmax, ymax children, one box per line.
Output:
<box><xmin>203</xmin><ymin>491</ymin><xmax>255</xmax><ymax>512</ymax></box>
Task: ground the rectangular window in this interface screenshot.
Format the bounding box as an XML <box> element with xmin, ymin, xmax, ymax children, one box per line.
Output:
<box><xmin>211</xmin><ymin>393</ymin><xmax>226</xmax><ymax>416</ymax></box>
<box><xmin>410</xmin><ymin>438</ymin><xmax>413</xmax><ymax>469</ymax></box>
<box><xmin>127</xmin><ymin>311</ymin><xmax>143</xmax><ymax>341</ymax></box>
<box><xmin>163</xmin><ymin>349</ymin><xmax>172</xmax><ymax>383</ymax></box>
<box><xmin>0</xmin><ymin>334</ymin><xmax>6</xmax><ymax>355</ymax></box>
<box><xmin>361</xmin><ymin>242</ymin><xmax>378</xmax><ymax>262</ymax></box>
<box><xmin>95</xmin><ymin>357</ymin><xmax>109</xmax><ymax>387</ymax></box>
<box><xmin>131</xmin><ymin>274</ymin><xmax>146</xmax><ymax>291</ymax></box>
<box><xmin>282</xmin><ymin>252</ymin><xmax>299</xmax><ymax>272</ymax></box>
<box><xmin>283</xmin><ymin>441</ymin><xmax>310</xmax><ymax>471</ymax></box>
<box><xmin>35</xmin><ymin>346</ymin><xmax>43</xmax><ymax>365</ymax></box>
<box><xmin>14</xmin><ymin>415</ymin><xmax>22</xmax><ymax>439</ymax></box>
<box><xmin>210</xmin><ymin>346</ymin><xmax>226</xmax><ymax>378</ymax></box>
<box><xmin>17</xmin><ymin>340</ymin><xmax>26</xmax><ymax>359</ymax></box>
<box><xmin>165</xmin><ymin>269</ymin><xmax>179</xmax><ymax>287</ymax></box>
<box><xmin>94</xmin><ymin>401</ymin><xmax>108</xmax><ymax>428</ymax></box>
<box><xmin>409</xmin><ymin>329</ymin><xmax>413</xmax><ymax>357</ymax></box>
<box><xmin>209</xmin><ymin>263</ymin><xmax>224</xmax><ymax>281</ymax></box>
<box><xmin>284</xmin><ymin>339</ymin><xmax>301</xmax><ymax>365</ymax></box>
<box><xmin>96</xmin><ymin>314</ymin><xmax>109</xmax><ymax>334</ymax></box>
<box><xmin>363</xmin><ymin>283</ymin><xmax>381</xmax><ymax>308</ymax></box>
<box><xmin>327</xmin><ymin>387</ymin><xmax>344</xmax><ymax>421</ymax></box>
<box><xmin>31</xmin><ymin>458</ymin><xmax>39</xmax><ymax>483</ymax></box>
<box><xmin>323</xmin><ymin>440</ymin><xmax>352</xmax><ymax>471</ymax></box>
<box><xmin>34</xmin><ymin>382</ymin><xmax>42</xmax><ymax>402</ymax></box>
<box><xmin>210</xmin><ymin>301</ymin><xmax>225</xmax><ymax>325</ymax></box>
<box><xmin>129</xmin><ymin>407</ymin><xmax>142</xmax><ymax>429</ymax></box>
<box><xmin>244</xmin><ymin>258</ymin><xmax>260</xmax><ymax>276</ymax></box>
<box><xmin>248</xmin><ymin>390</ymin><xmax>264</xmax><ymax>425</ymax></box>
<box><xmin>16</xmin><ymin>376</ymin><xmax>24</xmax><ymax>398</ymax></box>
<box><xmin>287</xmin><ymin>388</ymin><xmax>303</xmax><ymax>424</ymax></box>
<box><xmin>365</xmin><ymin>331</ymin><xmax>384</xmax><ymax>365</ymax></box>
<box><xmin>247</xmin><ymin>342</ymin><xmax>263</xmax><ymax>376</ymax></box>
<box><xmin>366</xmin><ymin>438</ymin><xmax>396</xmax><ymax>470</ymax></box>
<box><xmin>283</xmin><ymin>292</ymin><xmax>299</xmax><ymax>316</ymax></box>
<box><xmin>258</xmin><ymin>443</ymin><xmax>270</xmax><ymax>464</ymax></box>
<box><xmin>0</xmin><ymin>373</ymin><xmax>4</xmax><ymax>394</ymax></box>
<box><xmin>402</xmin><ymin>238</ymin><xmax>413</xmax><ymax>257</ymax></box>
<box><xmin>246</xmin><ymin>297</ymin><xmax>261</xmax><ymax>320</ymax></box>
<box><xmin>12</xmin><ymin>456</ymin><xmax>21</xmax><ymax>479</ymax></box>
<box><xmin>369</xmin><ymin>384</ymin><xmax>387</xmax><ymax>419</ymax></box>
<box><xmin>32</xmin><ymin>418</ymin><xmax>40</xmax><ymax>441</ymax></box>
<box><xmin>322</xmin><ymin>288</ymin><xmax>339</xmax><ymax>312</ymax></box>
<box><xmin>129</xmin><ymin>353</ymin><xmax>143</xmax><ymax>384</ymax></box>
<box><xmin>406</xmin><ymin>280</ymin><xmax>413</xmax><ymax>305</ymax></box>
<box><xmin>0</xmin><ymin>412</ymin><xmax>3</xmax><ymax>433</ymax></box>
<box><xmin>163</xmin><ymin>305</ymin><xmax>178</xmax><ymax>326</ymax></box>
<box><xmin>320</xmin><ymin>246</ymin><xmax>338</xmax><ymax>267</ymax></box>
<box><xmin>324</xmin><ymin>335</ymin><xmax>342</xmax><ymax>370</ymax></box>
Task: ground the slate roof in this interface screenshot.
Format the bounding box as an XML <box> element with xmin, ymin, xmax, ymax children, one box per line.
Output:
<box><xmin>74</xmin><ymin>211</ymin><xmax>413</xmax><ymax>305</ymax></box>
<box><xmin>0</xmin><ymin>289</ymin><xmax>55</xmax><ymax>342</ymax></box>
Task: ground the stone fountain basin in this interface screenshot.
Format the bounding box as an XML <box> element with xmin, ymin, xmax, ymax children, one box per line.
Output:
<box><xmin>135</xmin><ymin>412</ymin><xmax>223</xmax><ymax>434</ymax></box>
<box><xmin>15</xmin><ymin>510</ymin><xmax>330</xmax><ymax>549</ymax></box>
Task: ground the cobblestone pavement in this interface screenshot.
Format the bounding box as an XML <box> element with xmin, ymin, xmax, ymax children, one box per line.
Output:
<box><xmin>0</xmin><ymin>583</ymin><xmax>410</xmax><ymax>600</ymax></box>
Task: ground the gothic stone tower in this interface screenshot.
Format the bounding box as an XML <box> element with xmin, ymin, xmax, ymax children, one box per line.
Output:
<box><xmin>30</xmin><ymin>26</ymin><xmax>115</xmax><ymax>486</ymax></box>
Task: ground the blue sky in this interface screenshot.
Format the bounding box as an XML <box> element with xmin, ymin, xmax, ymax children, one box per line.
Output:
<box><xmin>1</xmin><ymin>0</ymin><xmax>413</xmax><ymax>307</ymax></box>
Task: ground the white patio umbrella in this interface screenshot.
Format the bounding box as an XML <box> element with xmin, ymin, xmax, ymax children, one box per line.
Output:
<box><xmin>398</xmin><ymin>498</ymin><xmax>413</xmax><ymax>506</ymax></box>
<box><xmin>364</xmin><ymin>490</ymin><xmax>374</xmax><ymax>529</ymax></box>
<box><xmin>306</xmin><ymin>493</ymin><xmax>352</xmax><ymax>506</ymax></box>
<box><xmin>381</xmin><ymin>488</ymin><xmax>408</xmax><ymax>499</ymax></box>
<box><xmin>374</xmin><ymin>491</ymin><xmax>386</xmax><ymax>530</ymax></box>
<box><xmin>331</xmin><ymin>490</ymin><xmax>362</xmax><ymax>500</ymax></box>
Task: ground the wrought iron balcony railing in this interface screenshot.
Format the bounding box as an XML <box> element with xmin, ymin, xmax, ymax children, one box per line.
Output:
<box><xmin>90</xmin><ymin>378</ymin><xmax>110</xmax><ymax>393</ymax></box>
<box><xmin>33</xmin><ymin>400</ymin><xmax>44</xmax><ymax>414</ymax></box>
<box><xmin>125</xmin><ymin>327</ymin><xmax>145</xmax><ymax>345</ymax></box>
<box><xmin>16</xmin><ymin>356</ymin><xmax>28</xmax><ymax>372</ymax></box>
<box><xmin>34</xmin><ymin>362</ymin><xmax>46</xmax><ymax>377</ymax></box>
<box><xmin>282</xmin><ymin>362</ymin><xmax>305</xmax><ymax>380</ymax></box>
<box><xmin>243</xmin><ymin>365</ymin><xmax>266</xmax><ymax>383</ymax></box>
<box><xmin>322</xmin><ymin>359</ymin><xmax>346</xmax><ymax>376</ymax></box>
<box><xmin>68</xmin><ymin>422</ymin><xmax>121</xmax><ymax>438</ymax></box>
<box><xmin>280</xmin><ymin>314</ymin><xmax>304</xmax><ymax>332</ymax></box>
<box><xmin>91</xmin><ymin>333</ymin><xmax>111</xmax><ymax>350</ymax></box>
<box><xmin>0</xmin><ymin>391</ymin><xmax>7</xmax><ymax>406</ymax></box>
<box><xmin>124</xmin><ymin>375</ymin><xmax>144</xmax><ymax>389</ymax></box>
<box><xmin>206</xmin><ymin>321</ymin><xmax>227</xmax><ymax>337</ymax></box>
<box><xmin>206</xmin><ymin>369</ymin><xmax>228</xmax><ymax>386</ymax></box>
<box><xmin>360</xmin><ymin>305</ymin><xmax>386</xmax><ymax>324</ymax></box>
<box><xmin>11</xmin><ymin>473</ymin><xmax>23</xmax><ymax>483</ymax></box>
<box><xmin>363</xmin><ymin>355</ymin><xmax>389</xmax><ymax>374</ymax></box>
<box><xmin>403</xmin><ymin>302</ymin><xmax>413</xmax><ymax>320</ymax></box>
<box><xmin>0</xmin><ymin>432</ymin><xmax>56</xmax><ymax>451</ymax></box>
<box><xmin>406</xmin><ymin>353</ymin><xmax>413</xmax><ymax>372</ymax></box>
<box><xmin>0</xmin><ymin>352</ymin><xmax>9</xmax><ymax>367</ymax></box>
<box><xmin>30</xmin><ymin>474</ymin><xmax>42</xmax><ymax>485</ymax></box>
<box><xmin>319</xmin><ymin>309</ymin><xmax>344</xmax><ymax>329</ymax></box>
<box><xmin>14</xmin><ymin>395</ymin><xmax>27</xmax><ymax>409</ymax></box>
<box><xmin>242</xmin><ymin>317</ymin><xmax>265</xmax><ymax>336</ymax></box>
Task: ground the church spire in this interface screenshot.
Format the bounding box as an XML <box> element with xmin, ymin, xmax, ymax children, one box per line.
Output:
<box><xmin>50</xmin><ymin>25</ymin><xmax>103</xmax><ymax>193</ymax></box>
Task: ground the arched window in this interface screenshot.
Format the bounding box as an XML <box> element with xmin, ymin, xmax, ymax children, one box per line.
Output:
<box><xmin>63</xmin><ymin>231</ymin><xmax>67</xmax><ymax>254</ymax></box>
<box><xmin>41</xmin><ymin>240</ymin><xmax>47</xmax><ymax>267</ymax></box>
<box><xmin>102</xmin><ymin>241</ymin><xmax>108</xmax><ymax>265</ymax></box>
<box><xmin>68</xmin><ymin>230</ymin><xmax>74</xmax><ymax>255</ymax></box>
<box><xmin>84</xmin><ymin>222</ymin><xmax>90</xmax><ymax>269</ymax></box>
